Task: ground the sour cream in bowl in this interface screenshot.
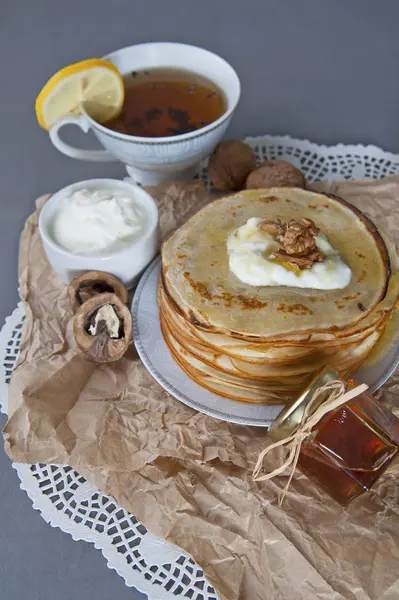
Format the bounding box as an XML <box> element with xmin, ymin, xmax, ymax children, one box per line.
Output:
<box><xmin>39</xmin><ymin>179</ymin><xmax>159</xmax><ymax>288</ymax></box>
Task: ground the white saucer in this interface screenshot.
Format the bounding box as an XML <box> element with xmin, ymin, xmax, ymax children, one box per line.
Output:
<box><xmin>132</xmin><ymin>257</ymin><xmax>399</xmax><ymax>428</ymax></box>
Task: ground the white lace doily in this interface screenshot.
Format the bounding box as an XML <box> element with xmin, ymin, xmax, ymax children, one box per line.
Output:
<box><xmin>2</xmin><ymin>135</ymin><xmax>399</xmax><ymax>600</ymax></box>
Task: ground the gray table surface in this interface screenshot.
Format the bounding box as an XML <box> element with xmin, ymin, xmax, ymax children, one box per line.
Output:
<box><xmin>2</xmin><ymin>1</ymin><xmax>399</xmax><ymax>599</ymax></box>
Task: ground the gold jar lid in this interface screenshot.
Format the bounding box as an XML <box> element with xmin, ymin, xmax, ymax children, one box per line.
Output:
<box><xmin>269</xmin><ymin>366</ymin><xmax>340</xmax><ymax>442</ymax></box>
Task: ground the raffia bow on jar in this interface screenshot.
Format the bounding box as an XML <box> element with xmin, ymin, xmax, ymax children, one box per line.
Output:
<box><xmin>252</xmin><ymin>367</ymin><xmax>399</xmax><ymax>506</ymax></box>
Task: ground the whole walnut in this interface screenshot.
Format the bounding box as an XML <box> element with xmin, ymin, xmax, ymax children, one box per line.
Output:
<box><xmin>245</xmin><ymin>160</ymin><xmax>306</xmax><ymax>190</ymax></box>
<box><xmin>208</xmin><ymin>140</ymin><xmax>257</xmax><ymax>190</ymax></box>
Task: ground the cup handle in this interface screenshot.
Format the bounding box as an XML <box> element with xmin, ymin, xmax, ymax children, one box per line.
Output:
<box><xmin>49</xmin><ymin>114</ymin><xmax>115</xmax><ymax>162</ymax></box>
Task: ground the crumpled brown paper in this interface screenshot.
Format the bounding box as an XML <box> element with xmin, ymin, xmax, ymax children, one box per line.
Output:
<box><xmin>3</xmin><ymin>177</ymin><xmax>399</xmax><ymax>600</ymax></box>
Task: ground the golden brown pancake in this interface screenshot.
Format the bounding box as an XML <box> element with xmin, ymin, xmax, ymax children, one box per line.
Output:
<box><xmin>162</xmin><ymin>188</ymin><xmax>390</xmax><ymax>338</ymax></box>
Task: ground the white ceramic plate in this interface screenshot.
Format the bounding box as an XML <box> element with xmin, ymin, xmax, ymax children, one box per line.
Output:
<box><xmin>132</xmin><ymin>257</ymin><xmax>399</xmax><ymax>428</ymax></box>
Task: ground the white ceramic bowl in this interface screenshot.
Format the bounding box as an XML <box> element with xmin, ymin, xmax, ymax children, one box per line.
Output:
<box><xmin>38</xmin><ymin>179</ymin><xmax>159</xmax><ymax>288</ymax></box>
<box><xmin>49</xmin><ymin>42</ymin><xmax>241</xmax><ymax>185</ymax></box>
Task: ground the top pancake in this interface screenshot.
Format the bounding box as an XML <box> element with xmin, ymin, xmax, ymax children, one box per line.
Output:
<box><xmin>162</xmin><ymin>188</ymin><xmax>391</xmax><ymax>339</ymax></box>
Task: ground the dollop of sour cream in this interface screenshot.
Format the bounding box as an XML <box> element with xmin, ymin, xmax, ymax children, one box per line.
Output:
<box><xmin>52</xmin><ymin>188</ymin><xmax>149</xmax><ymax>255</ymax></box>
<box><xmin>227</xmin><ymin>217</ymin><xmax>352</xmax><ymax>290</ymax></box>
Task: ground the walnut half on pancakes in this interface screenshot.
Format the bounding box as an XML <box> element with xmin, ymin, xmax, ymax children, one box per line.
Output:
<box><xmin>258</xmin><ymin>217</ymin><xmax>324</xmax><ymax>270</ymax></box>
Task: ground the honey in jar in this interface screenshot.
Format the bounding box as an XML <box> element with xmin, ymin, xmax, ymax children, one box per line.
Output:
<box><xmin>269</xmin><ymin>367</ymin><xmax>399</xmax><ymax>505</ymax></box>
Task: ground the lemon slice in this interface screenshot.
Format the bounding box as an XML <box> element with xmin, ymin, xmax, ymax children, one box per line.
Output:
<box><xmin>35</xmin><ymin>59</ymin><xmax>124</xmax><ymax>130</ymax></box>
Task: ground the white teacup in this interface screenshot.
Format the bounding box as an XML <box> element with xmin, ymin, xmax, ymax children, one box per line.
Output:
<box><xmin>49</xmin><ymin>42</ymin><xmax>241</xmax><ymax>185</ymax></box>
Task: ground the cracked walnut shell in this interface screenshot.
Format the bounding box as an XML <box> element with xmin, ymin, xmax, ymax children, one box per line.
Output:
<box><xmin>68</xmin><ymin>271</ymin><xmax>129</xmax><ymax>314</ymax></box>
<box><xmin>73</xmin><ymin>293</ymin><xmax>132</xmax><ymax>363</ymax></box>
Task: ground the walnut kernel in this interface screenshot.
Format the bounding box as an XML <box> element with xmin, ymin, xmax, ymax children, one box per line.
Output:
<box><xmin>258</xmin><ymin>217</ymin><xmax>324</xmax><ymax>269</ymax></box>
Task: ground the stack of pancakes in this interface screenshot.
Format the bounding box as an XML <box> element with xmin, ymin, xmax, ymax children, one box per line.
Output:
<box><xmin>160</xmin><ymin>188</ymin><xmax>399</xmax><ymax>404</ymax></box>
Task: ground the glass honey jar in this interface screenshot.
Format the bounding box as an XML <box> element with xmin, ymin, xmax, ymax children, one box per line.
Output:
<box><xmin>266</xmin><ymin>367</ymin><xmax>399</xmax><ymax>506</ymax></box>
